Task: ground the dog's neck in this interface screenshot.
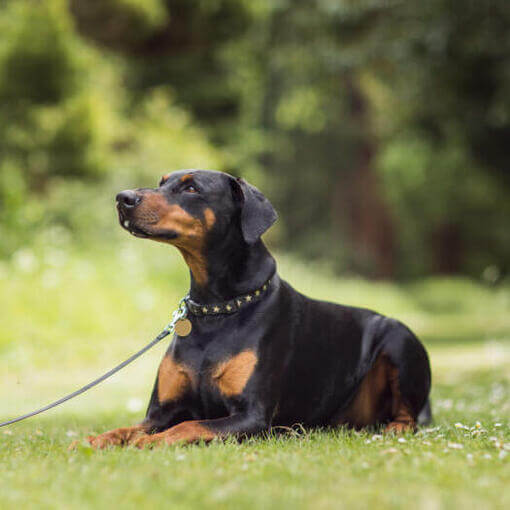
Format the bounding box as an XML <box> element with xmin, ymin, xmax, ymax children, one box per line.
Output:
<box><xmin>186</xmin><ymin>233</ymin><xmax>276</xmax><ymax>304</ymax></box>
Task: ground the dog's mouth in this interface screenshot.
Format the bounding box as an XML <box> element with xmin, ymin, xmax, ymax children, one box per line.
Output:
<box><xmin>117</xmin><ymin>207</ymin><xmax>151</xmax><ymax>238</ymax></box>
<box><xmin>120</xmin><ymin>218</ymin><xmax>151</xmax><ymax>238</ymax></box>
<box><xmin>117</xmin><ymin>207</ymin><xmax>178</xmax><ymax>241</ymax></box>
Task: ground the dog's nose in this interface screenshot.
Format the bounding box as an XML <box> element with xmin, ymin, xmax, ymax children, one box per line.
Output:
<box><xmin>116</xmin><ymin>190</ymin><xmax>140</xmax><ymax>208</ymax></box>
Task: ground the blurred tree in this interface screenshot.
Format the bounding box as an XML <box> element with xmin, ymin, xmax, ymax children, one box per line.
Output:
<box><xmin>0</xmin><ymin>0</ymin><xmax>112</xmax><ymax>254</ymax></box>
<box><xmin>1</xmin><ymin>0</ymin><xmax>509</xmax><ymax>279</ymax></box>
<box><xmin>225</xmin><ymin>0</ymin><xmax>510</xmax><ymax>278</ymax></box>
<box><xmin>364</xmin><ymin>0</ymin><xmax>510</xmax><ymax>276</ymax></box>
<box><xmin>0</xmin><ymin>0</ymin><xmax>220</xmax><ymax>256</ymax></box>
<box><xmin>0</xmin><ymin>0</ymin><xmax>108</xmax><ymax>187</ymax></box>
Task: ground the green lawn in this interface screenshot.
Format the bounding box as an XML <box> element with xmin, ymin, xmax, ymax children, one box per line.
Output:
<box><xmin>1</xmin><ymin>242</ymin><xmax>509</xmax><ymax>509</ymax></box>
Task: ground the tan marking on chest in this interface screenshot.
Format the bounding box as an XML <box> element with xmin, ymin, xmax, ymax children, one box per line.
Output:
<box><xmin>157</xmin><ymin>356</ymin><xmax>192</xmax><ymax>403</ymax></box>
<box><xmin>212</xmin><ymin>350</ymin><xmax>258</xmax><ymax>397</ymax></box>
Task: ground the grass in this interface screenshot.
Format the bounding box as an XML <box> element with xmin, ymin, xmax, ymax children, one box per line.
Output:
<box><xmin>0</xmin><ymin>240</ymin><xmax>509</xmax><ymax>509</ymax></box>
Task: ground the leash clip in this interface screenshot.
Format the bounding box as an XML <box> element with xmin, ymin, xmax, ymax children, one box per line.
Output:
<box><xmin>165</xmin><ymin>295</ymin><xmax>191</xmax><ymax>336</ymax></box>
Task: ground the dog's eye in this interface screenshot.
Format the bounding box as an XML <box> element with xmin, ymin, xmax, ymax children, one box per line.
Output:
<box><xmin>183</xmin><ymin>184</ymin><xmax>198</xmax><ymax>193</ymax></box>
<box><xmin>159</xmin><ymin>176</ymin><xmax>168</xmax><ymax>187</ymax></box>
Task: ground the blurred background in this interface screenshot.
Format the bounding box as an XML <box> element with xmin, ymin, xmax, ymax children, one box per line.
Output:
<box><xmin>1</xmin><ymin>0</ymin><xmax>509</xmax><ymax>279</ymax></box>
<box><xmin>0</xmin><ymin>3</ymin><xmax>509</xmax><ymax>506</ymax></box>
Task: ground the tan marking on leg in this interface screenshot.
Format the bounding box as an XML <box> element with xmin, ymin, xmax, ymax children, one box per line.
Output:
<box><xmin>134</xmin><ymin>421</ymin><xmax>216</xmax><ymax>448</ymax></box>
<box><xmin>333</xmin><ymin>354</ymin><xmax>391</xmax><ymax>428</ymax></box>
<box><xmin>385</xmin><ymin>421</ymin><xmax>415</xmax><ymax>433</ymax></box>
<box><xmin>212</xmin><ymin>350</ymin><xmax>258</xmax><ymax>397</ymax></box>
<box><xmin>384</xmin><ymin>362</ymin><xmax>416</xmax><ymax>434</ymax></box>
<box><xmin>157</xmin><ymin>356</ymin><xmax>192</xmax><ymax>403</ymax></box>
<box><xmin>87</xmin><ymin>425</ymin><xmax>146</xmax><ymax>449</ymax></box>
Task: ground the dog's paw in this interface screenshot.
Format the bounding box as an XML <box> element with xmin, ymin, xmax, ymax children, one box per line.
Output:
<box><xmin>67</xmin><ymin>439</ymin><xmax>80</xmax><ymax>451</ymax></box>
<box><xmin>87</xmin><ymin>431</ymin><xmax>123</xmax><ymax>449</ymax></box>
<box><xmin>87</xmin><ymin>426</ymin><xmax>146</xmax><ymax>449</ymax></box>
<box><xmin>132</xmin><ymin>432</ymin><xmax>167</xmax><ymax>449</ymax></box>
<box><xmin>384</xmin><ymin>421</ymin><xmax>416</xmax><ymax>434</ymax></box>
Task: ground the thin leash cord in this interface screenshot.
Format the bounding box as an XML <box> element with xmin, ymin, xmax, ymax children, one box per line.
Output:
<box><xmin>0</xmin><ymin>297</ymin><xmax>188</xmax><ymax>428</ymax></box>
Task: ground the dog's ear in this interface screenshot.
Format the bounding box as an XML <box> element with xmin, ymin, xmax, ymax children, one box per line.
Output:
<box><xmin>230</xmin><ymin>177</ymin><xmax>277</xmax><ymax>244</ymax></box>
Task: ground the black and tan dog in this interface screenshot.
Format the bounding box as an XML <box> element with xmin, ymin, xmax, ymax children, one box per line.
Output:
<box><xmin>87</xmin><ymin>170</ymin><xmax>431</xmax><ymax>449</ymax></box>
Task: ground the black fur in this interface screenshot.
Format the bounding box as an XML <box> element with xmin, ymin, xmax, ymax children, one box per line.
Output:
<box><xmin>115</xmin><ymin>169</ymin><xmax>432</xmax><ymax>441</ymax></box>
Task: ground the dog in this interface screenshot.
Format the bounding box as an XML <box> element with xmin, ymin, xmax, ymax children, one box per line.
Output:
<box><xmin>87</xmin><ymin>170</ymin><xmax>431</xmax><ymax>449</ymax></box>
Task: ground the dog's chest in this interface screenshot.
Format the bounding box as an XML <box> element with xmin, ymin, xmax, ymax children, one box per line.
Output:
<box><xmin>159</xmin><ymin>325</ymin><xmax>258</xmax><ymax>412</ymax></box>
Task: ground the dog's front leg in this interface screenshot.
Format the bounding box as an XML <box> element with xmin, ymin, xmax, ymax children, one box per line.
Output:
<box><xmin>132</xmin><ymin>412</ymin><xmax>267</xmax><ymax>448</ymax></box>
<box><xmin>87</xmin><ymin>424</ymin><xmax>148</xmax><ymax>449</ymax></box>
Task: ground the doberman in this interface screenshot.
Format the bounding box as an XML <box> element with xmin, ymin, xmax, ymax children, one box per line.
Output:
<box><xmin>87</xmin><ymin>170</ymin><xmax>431</xmax><ymax>449</ymax></box>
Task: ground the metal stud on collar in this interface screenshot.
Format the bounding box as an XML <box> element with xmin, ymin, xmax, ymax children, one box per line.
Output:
<box><xmin>185</xmin><ymin>278</ymin><xmax>272</xmax><ymax>317</ymax></box>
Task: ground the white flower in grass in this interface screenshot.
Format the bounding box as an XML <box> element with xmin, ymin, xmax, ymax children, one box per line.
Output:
<box><xmin>499</xmin><ymin>451</ymin><xmax>508</xmax><ymax>460</ymax></box>
<box><xmin>447</xmin><ymin>442</ymin><xmax>464</xmax><ymax>450</ymax></box>
<box><xmin>66</xmin><ymin>430</ymin><xmax>77</xmax><ymax>437</ymax></box>
<box><xmin>398</xmin><ymin>437</ymin><xmax>407</xmax><ymax>443</ymax></box>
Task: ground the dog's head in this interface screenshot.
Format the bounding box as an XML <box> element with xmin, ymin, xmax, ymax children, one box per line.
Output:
<box><xmin>116</xmin><ymin>169</ymin><xmax>277</xmax><ymax>255</ymax></box>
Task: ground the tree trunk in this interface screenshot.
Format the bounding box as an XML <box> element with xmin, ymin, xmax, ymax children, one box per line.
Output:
<box><xmin>333</xmin><ymin>74</ymin><xmax>395</xmax><ymax>278</ymax></box>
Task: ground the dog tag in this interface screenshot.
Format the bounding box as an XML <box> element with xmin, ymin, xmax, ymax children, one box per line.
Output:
<box><xmin>174</xmin><ymin>318</ymin><xmax>192</xmax><ymax>337</ymax></box>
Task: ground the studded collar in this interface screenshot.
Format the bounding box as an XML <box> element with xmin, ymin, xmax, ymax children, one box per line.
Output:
<box><xmin>185</xmin><ymin>277</ymin><xmax>273</xmax><ymax>316</ymax></box>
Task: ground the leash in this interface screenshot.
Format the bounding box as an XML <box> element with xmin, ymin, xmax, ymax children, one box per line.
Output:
<box><xmin>0</xmin><ymin>296</ymin><xmax>189</xmax><ymax>428</ymax></box>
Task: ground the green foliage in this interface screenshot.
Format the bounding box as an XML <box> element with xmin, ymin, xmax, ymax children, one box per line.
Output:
<box><xmin>379</xmin><ymin>134</ymin><xmax>510</xmax><ymax>277</ymax></box>
<box><xmin>0</xmin><ymin>0</ymin><xmax>111</xmax><ymax>255</ymax></box>
<box><xmin>0</xmin><ymin>0</ymin><xmax>81</xmax><ymax>105</ymax></box>
<box><xmin>69</xmin><ymin>0</ymin><xmax>168</xmax><ymax>49</ymax></box>
<box><xmin>0</xmin><ymin>0</ymin><xmax>221</xmax><ymax>257</ymax></box>
<box><xmin>0</xmin><ymin>0</ymin><xmax>509</xmax><ymax>278</ymax></box>
<box><xmin>0</xmin><ymin>0</ymin><xmax>100</xmax><ymax>181</ymax></box>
